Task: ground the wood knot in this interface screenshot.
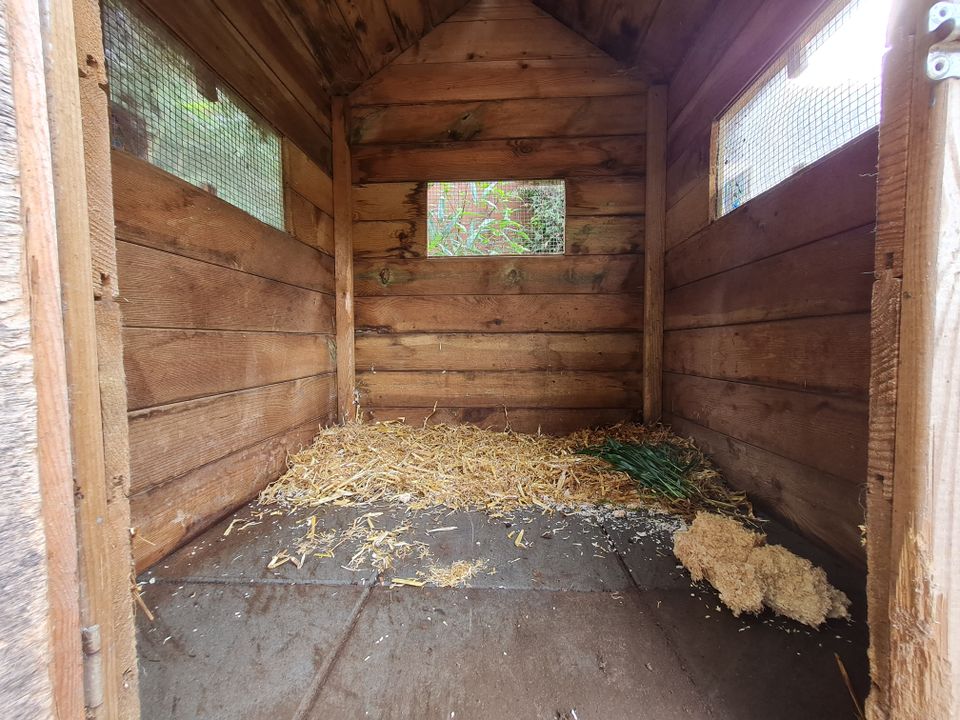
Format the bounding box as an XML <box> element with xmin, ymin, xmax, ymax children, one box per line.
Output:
<box><xmin>378</xmin><ymin>267</ymin><xmax>392</xmax><ymax>285</ymax></box>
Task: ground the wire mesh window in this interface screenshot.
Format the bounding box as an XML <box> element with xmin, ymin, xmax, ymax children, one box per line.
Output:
<box><xmin>100</xmin><ymin>0</ymin><xmax>284</xmax><ymax>229</ymax></box>
<box><xmin>427</xmin><ymin>180</ymin><xmax>566</xmax><ymax>256</ymax></box>
<box><xmin>715</xmin><ymin>0</ymin><xmax>889</xmax><ymax>217</ymax></box>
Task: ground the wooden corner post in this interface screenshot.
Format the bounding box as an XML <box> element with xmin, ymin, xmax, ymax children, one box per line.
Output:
<box><xmin>643</xmin><ymin>85</ymin><xmax>667</xmax><ymax>423</ymax></box>
<box><xmin>333</xmin><ymin>96</ymin><xmax>356</xmax><ymax>423</ymax></box>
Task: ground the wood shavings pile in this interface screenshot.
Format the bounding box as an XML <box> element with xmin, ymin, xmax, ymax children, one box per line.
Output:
<box><xmin>258</xmin><ymin>421</ymin><xmax>749</xmax><ymax>520</ymax></box>
<box><xmin>673</xmin><ymin>512</ymin><xmax>851</xmax><ymax>627</ymax></box>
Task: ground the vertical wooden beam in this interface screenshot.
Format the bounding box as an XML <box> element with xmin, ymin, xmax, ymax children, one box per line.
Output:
<box><xmin>333</xmin><ymin>96</ymin><xmax>356</xmax><ymax>423</ymax></box>
<box><xmin>884</xmin><ymin>17</ymin><xmax>960</xmax><ymax>717</ymax></box>
<box><xmin>643</xmin><ymin>85</ymin><xmax>667</xmax><ymax>423</ymax></box>
<box><xmin>5</xmin><ymin>1</ymin><xmax>85</xmax><ymax>716</ymax></box>
<box><xmin>39</xmin><ymin>0</ymin><xmax>135</xmax><ymax>716</ymax></box>
<box><xmin>72</xmin><ymin>0</ymin><xmax>141</xmax><ymax>716</ymax></box>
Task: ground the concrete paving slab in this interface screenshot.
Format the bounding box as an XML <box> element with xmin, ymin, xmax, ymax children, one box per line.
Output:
<box><xmin>385</xmin><ymin>507</ymin><xmax>634</xmax><ymax>591</ymax></box>
<box><xmin>302</xmin><ymin>586</ymin><xmax>714</xmax><ymax>720</ymax></box>
<box><xmin>136</xmin><ymin>581</ymin><xmax>365</xmax><ymax>720</ymax></box>
<box><xmin>142</xmin><ymin>505</ymin><xmax>379</xmax><ymax>586</ymax></box>
<box><xmin>601</xmin><ymin>508</ymin><xmax>690</xmax><ymax>591</ymax></box>
<box><xmin>637</xmin><ymin>587</ymin><xmax>868</xmax><ymax>720</ymax></box>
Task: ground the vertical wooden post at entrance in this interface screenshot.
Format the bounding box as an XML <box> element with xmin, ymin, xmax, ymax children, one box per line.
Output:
<box><xmin>333</xmin><ymin>96</ymin><xmax>356</xmax><ymax>424</ymax></box>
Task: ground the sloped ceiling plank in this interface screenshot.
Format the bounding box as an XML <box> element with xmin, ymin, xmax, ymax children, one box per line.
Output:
<box><xmin>212</xmin><ymin>0</ymin><xmax>332</xmax><ymax>111</ymax></box>
<box><xmin>334</xmin><ymin>0</ymin><xmax>404</xmax><ymax>74</ymax></box>
<box><xmin>533</xmin><ymin>0</ymin><xmax>720</xmax><ymax>82</ymax></box>
<box><xmin>278</xmin><ymin>0</ymin><xmax>369</xmax><ymax>93</ymax></box>
<box><xmin>397</xmin><ymin>16</ymin><xmax>605</xmax><ymax>63</ymax></box>
<box><xmin>382</xmin><ymin>0</ymin><xmax>436</xmax><ymax>49</ymax></box>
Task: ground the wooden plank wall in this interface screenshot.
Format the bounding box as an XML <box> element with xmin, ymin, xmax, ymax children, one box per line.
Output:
<box><xmin>348</xmin><ymin>0</ymin><xmax>648</xmax><ymax>434</ymax></box>
<box><xmin>662</xmin><ymin>0</ymin><xmax>875</xmax><ymax>566</ymax></box>
<box><xmin>114</xmin><ymin>148</ymin><xmax>336</xmax><ymax>570</ymax></box>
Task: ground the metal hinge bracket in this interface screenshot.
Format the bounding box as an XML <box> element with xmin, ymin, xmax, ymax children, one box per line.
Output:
<box><xmin>928</xmin><ymin>1</ymin><xmax>960</xmax><ymax>80</ymax></box>
<box><xmin>82</xmin><ymin>625</ymin><xmax>104</xmax><ymax>710</ymax></box>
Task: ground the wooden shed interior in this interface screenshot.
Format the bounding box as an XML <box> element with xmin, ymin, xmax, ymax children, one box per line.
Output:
<box><xmin>17</xmin><ymin>0</ymin><xmax>956</xmax><ymax>716</ymax></box>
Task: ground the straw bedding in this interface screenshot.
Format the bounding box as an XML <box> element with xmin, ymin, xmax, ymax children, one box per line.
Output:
<box><xmin>258</xmin><ymin>421</ymin><xmax>750</xmax><ymax>520</ymax></box>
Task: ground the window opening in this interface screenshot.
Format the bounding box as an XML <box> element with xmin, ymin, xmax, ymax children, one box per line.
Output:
<box><xmin>715</xmin><ymin>0</ymin><xmax>890</xmax><ymax>217</ymax></box>
<box><xmin>101</xmin><ymin>0</ymin><xmax>284</xmax><ymax>229</ymax></box>
<box><xmin>427</xmin><ymin>180</ymin><xmax>566</xmax><ymax>256</ymax></box>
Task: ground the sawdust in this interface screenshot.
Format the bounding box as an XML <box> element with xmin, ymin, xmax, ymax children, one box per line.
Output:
<box><xmin>673</xmin><ymin>513</ymin><xmax>851</xmax><ymax>627</ymax></box>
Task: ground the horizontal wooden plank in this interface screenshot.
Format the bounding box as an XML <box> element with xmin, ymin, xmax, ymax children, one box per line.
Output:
<box><xmin>124</xmin><ymin>328</ymin><xmax>336</xmax><ymax>410</ymax></box>
<box><xmin>664</xmin><ymin>176</ymin><xmax>710</xmax><ymax>251</ymax></box>
<box><xmin>566</xmin><ymin>216</ymin><xmax>644</xmax><ymax>255</ymax></box>
<box><xmin>448</xmin><ymin>0</ymin><xmax>551</xmax><ymax>22</ymax></box>
<box><xmin>118</xmin><ymin>241</ymin><xmax>335</xmax><ymax>334</ymax></box>
<box><xmin>358</xmin><ymin>370</ymin><xmax>643</xmax><ymax>408</ymax></box>
<box><xmin>664</xmin><ymin>228</ymin><xmax>874</xmax><ymax>330</ymax></box>
<box><xmin>663</xmin><ymin>314</ymin><xmax>871</xmax><ymax>398</ymax></box>
<box><xmin>365</xmin><ymin>407</ymin><xmax>637</xmax><ymax>433</ymax></box>
<box><xmin>663</xmin><ymin>372</ymin><xmax>868</xmax><ymax>484</ymax></box>
<box><xmin>128</xmin><ymin>374</ymin><xmax>336</xmax><ymax>495</ymax></box>
<box><xmin>354</xmin><ymin>220</ymin><xmax>426</xmax><ymax>258</ymax></box>
<box><xmin>665</xmin><ymin>133</ymin><xmax>879</xmax><ymax>287</ymax></box>
<box><xmin>356</xmin><ymin>332</ymin><xmax>641</xmax><ymax>371</ymax></box>
<box><xmin>350</xmin><ymin>58</ymin><xmax>649</xmax><ymax>105</ymax></box>
<box><xmin>353</xmin><ymin>182</ymin><xmax>427</xmax><ymax>221</ymax></box>
<box><xmin>666</xmin><ymin>414</ymin><xmax>864</xmax><ymax>567</ymax></box>
<box><xmin>284</xmin><ymin>140</ymin><xmax>333</xmax><ymax>215</ymax></box>
<box><xmin>398</xmin><ymin>18</ymin><xmax>603</xmax><ymax>63</ymax></box>
<box><xmin>353</xmin><ymin>136</ymin><xmax>646</xmax><ymax>182</ymax></box>
<box><xmin>352</xmin><ymin>178</ymin><xmax>647</xmax><ymax>222</ymax></box>
<box><xmin>355</xmin><ymin>254</ymin><xmax>643</xmax><ymax>296</ymax></box>
<box><xmin>285</xmin><ymin>189</ymin><xmax>335</xmax><ymax>256</ymax></box>
<box><xmin>356</xmin><ymin>293</ymin><xmax>643</xmax><ymax>332</ymax></box>
<box><xmin>131</xmin><ymin>421</ymin><xmax>323</xmax><ymax>571</ymax></box>
<box><xmin>566</xmin><ymin>177</ymin><xmax>646</xmax><ymax>216</ymax></box>
<box><xmin>350</xmin><ymin>96</ymin><xmax>646</xmax><ymax>144</ymax></box>
<box><xmin>112</xmin><ymin>151</ymin><xmax>333</xmax><ymax>292</ymax></box>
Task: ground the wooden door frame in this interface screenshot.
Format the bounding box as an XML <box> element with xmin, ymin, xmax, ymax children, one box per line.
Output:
<box><xmin>868</xmin><ymin>0</ymin><xmax>960</xmax><ymax>716</ymax></box>
<box><xmin>6</xmin><ymin>0</ymin><xmax>141</xmax><ymax>717</ymax></box>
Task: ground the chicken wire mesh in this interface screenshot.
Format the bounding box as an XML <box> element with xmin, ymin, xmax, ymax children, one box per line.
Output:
<box><xmin>100</xmin><ymin>0</ymin><xmax>284</xmax><ymax>229</ymax></box>
<box><xmin>716</xmin><ymin>0</ymin><xmax>886</xmax><ymax>217</ymax></box>
<box><xmin>427</xmin><ymin>180</ymin><xmax>566</xmax><ymax>256</ymax></box>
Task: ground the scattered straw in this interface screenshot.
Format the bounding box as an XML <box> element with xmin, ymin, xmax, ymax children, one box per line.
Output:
<box><xmin>259</xmin><ymin>421</ymin><xmax>752</xmax><ymax>522</ymax></box>
<box><xmin>420</xmin><ymin>559</ymin><xmax>492</xmax><ymax>588</ymax></box>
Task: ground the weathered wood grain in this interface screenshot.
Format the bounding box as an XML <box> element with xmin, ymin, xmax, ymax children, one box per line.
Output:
<box><xmin>284</xmin><ymin>139</ymin><xmax>334</xmax><ymax>215</ymax></box>
<box><xmin>358</xmin><ymin>370</ymin><xmax>643</xmax><ymax>408</ymax></box>
<box><xmin>353</xmin><ymin>135</ymin><xmax>646</xmax><ymax>182</ymax></box>
<box><xmin>353</xmin><ymin>220</ymin><xmax>426</xmax><ymax>258</ymax></box>
<box><xmin>663</xmin><ymin>372</ymin><xmax>868</xmax><ymax>485</ymax></box>
<box><xmin>356</xmin><ymin>332</ymin><xmax>641</xmax><ymax>371</ymax></box>
<box><xmin>350</xmin><ymin>95</ymin><xmax>646</xmax><ymax>144</ymax></box>
<box><xmin>117</xmin><ymin>241</ymin><xmax>335</xmax><ymax>333</ymax></box>
<box><xmin>131</xmin><ymin>420</ymin><xmax>324</xmax><ymax>571</ymax></box>
<box><xmin>351</xmin><ymin>58</ymin><xmax>648</xmax><ymax>105</ymax></box>
<box><xmin>355</xmin><ymin>254</ymin><xmax>643</xmax><ymax>296</ymax></box>
<box><xmin>112</xmin><ymin>151</ymin><xmax>334</xmax><ymax>292</ymax></box>
<box><xmin>664</xmin><ymin>228</ymin><xmax>874</xmax><ymax>330</ymax></box>
<box><xmin>663</xmin><ymin>314</ymin><xmax>871</xmax><ymax>397</ymax></box>
<box><xmin>124</xmin><ymin>328</ymin><xmax>335</xmax><ymax>409</ymax></box>
<box><xmin>356</xmin><ymin>293</ymin><xmax>643</xmax><ymax>333</ymax></box>
<box><xmin>128</xmin><ymin>373</ymin><xmax>335</xmax><ymax>495</ymax></box>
